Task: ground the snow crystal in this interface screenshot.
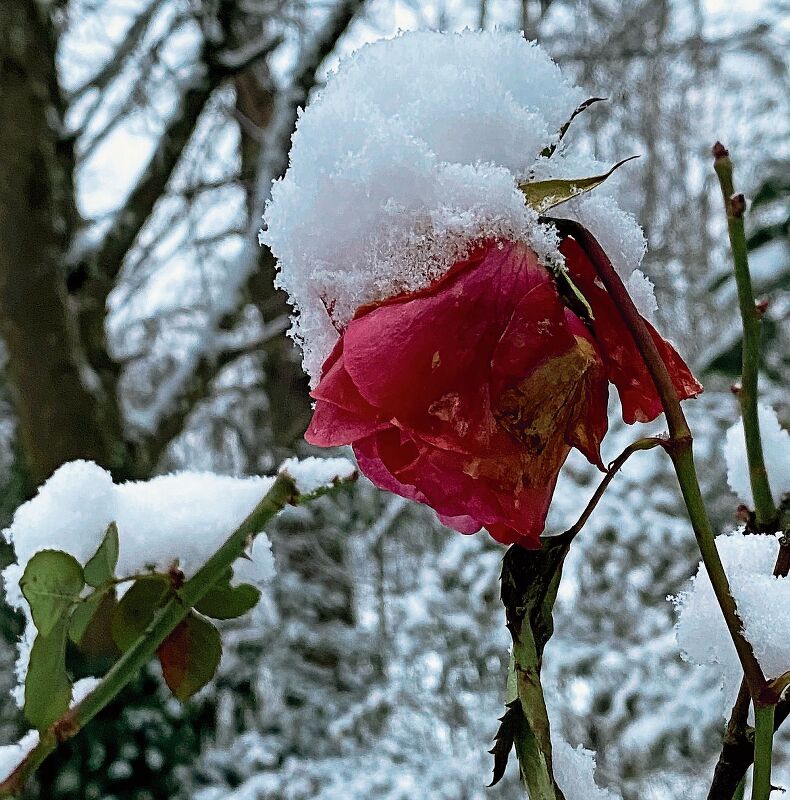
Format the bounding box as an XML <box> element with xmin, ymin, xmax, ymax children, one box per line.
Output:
<box><xmin>553</xmin><ymin>736</ymin><xmax>620</xmax><ymax>800</ymax></box>
<box><xmin>724</xmin><ymin>403</ymin><xmax>790</xmax><ymax>507</ymax></box>
<box><xmin>279</xmin><ymin>456</ymin><xmax>356</xmax><ymax>495</ymax></box>
<box><xmin>0</xmin><ymin>730</ymin><xmax>39</xmax><ymax>783</ymax></box>
<box><xmin>674</xmin><ymin>529</ymin><xmax>790</xmax><ymax>692</ymax></box>
<box><xmin>264</xmin><ymin>30</ymin><xmax>653</xmax><ymax>383</ymax></box>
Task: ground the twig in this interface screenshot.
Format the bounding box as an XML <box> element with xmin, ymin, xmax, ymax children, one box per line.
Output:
<box><xmin>545</xmin><ymin>436</ymin><xmax>663</xmax><ymax>547</ymax></box>
<box><xmin>712</xmin><ymin>143</ymin><xmax>777</xmax><ymax>530</ymax></box>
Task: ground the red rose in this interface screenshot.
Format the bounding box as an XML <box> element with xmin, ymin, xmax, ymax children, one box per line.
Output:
<box><xmin>305</xmin><ymin>234</ymin><xmax>701</xmax><ymax>548</ymax></box>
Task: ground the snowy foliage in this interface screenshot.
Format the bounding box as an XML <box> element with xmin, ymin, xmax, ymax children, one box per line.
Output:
<box><xmin>263</xmin><ymin>30</ymin><xmax>654</xmax><ymax>383</ymax></box>
<box><xmin>2</xmin><ymin>460</ymin><xmax>282</xmax><ymax>706</ymax></box>
<box><xmin>674</xmin><ymin>530</ymin><xmax>790</xmax><ymax>704</ymax></box>
<box><xmin>724</xmin><ymin>403</ymin><xmax>790</xmax><ymax>506</ymax></box>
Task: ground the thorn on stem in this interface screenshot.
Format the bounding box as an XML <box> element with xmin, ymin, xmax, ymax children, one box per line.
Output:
<box><xmin>731</xmin><ymin>193</ymin><xmax>746</xmax><ymax>218</ymax></box>
<box><xmin>756</xmin><ymin>298</ymin><xmax>770</xmax><ymax>317</ymax></box>
<box><xmin>731</xmin><ymin>382</ymin><xmax>742</xmax><ymax>396</ymax></box>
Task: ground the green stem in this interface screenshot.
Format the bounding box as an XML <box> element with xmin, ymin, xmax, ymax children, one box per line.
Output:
<box><xmin>549</xmin><ymin>217</ymin><xmax>770</xmax><ymax>704</ymax></box>
<box><xmin>712</xmin><ymin>143</ymin><xmax>777</xmax><ymax>530</ymax></box>
<box><xmin>751</xmin><ymin>704</ymin><xmax>775</xmax><ymax>800</ymax></box>
<box><xmin>0</xmin><ymin>472</ymin><xmax>306</xmax><ymax>798</ymax></box>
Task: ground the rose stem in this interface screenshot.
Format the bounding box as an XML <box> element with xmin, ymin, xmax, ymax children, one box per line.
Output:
<box><xmin>712</xmin><ymin>142</ymin><xmax>777</xmax><ymax>530</ymax></box>
<box><xmin>549</xmin><ymin>217</ymin><xmax>771</xmax><ymax>710</ymax></box>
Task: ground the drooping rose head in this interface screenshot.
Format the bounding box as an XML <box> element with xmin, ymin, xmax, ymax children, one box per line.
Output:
<box><xmin>305</xmin><ymin>236</ymin><xmax>700</xmax><ymax>547</ymax></box>
<box><xmin>262</xmin><ymin>30</ymin><xmax>702</xmax><ymax>548</ymax></box>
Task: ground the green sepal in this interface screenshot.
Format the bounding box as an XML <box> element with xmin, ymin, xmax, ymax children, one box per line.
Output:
<box><xmin>519</xmin><ymin>155</ymin><xmax>638</xmax><ymax>213</ymax></box>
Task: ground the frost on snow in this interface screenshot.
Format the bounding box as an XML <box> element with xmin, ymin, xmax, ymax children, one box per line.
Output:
<box><xmin>724</xmin><ymin>403</ymin><xmax>790</xmax><ymax>506</ymax></box>
<box><xmin>279</xmin><ymin>456</ymin><xmax>356</xmax><ymax>495</ymax></box>
<box><xmin>673</xmin><ymin>530</ymin><xmax>790</xmax><ymax>707</ymax></box>
<box><xmin>262</xmin><ymin>30</ymin><xmax>655</xmax><ymax>383</ymax></box>
<box><xmin>1</xmin><ymin>459</ymin><xmax>315</xmax><ymax>705</ymax></box>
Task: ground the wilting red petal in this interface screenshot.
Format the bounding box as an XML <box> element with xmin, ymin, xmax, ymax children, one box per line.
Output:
<box><xmin>560</xmin><ymin>237</ymin><xmax>702</xmax><ymax>424</ymax></box>
<box><xmin>306</xmin><ymin>339</ymin><xmax>388</xmax><ymax>446</ymax></box>
<box><xmin>353</xmin><ymin>426</ymin><xmax>560</xmax><ymax>548</ymax></box>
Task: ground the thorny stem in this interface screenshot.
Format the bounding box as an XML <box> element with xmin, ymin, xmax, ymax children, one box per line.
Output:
<box><xmin>549</xmin><ymin>217</ymin><xmax>771</xmax><ymax>708</ymax></box>
<box><xmin>0</xmin><ymin>471</ymin><xmax>355</xmax><ymax>798</ymax></box>
<box><xmin>712</xmin><ymin>143</ymin><xmax>778</xmax><ymax>530</ymax></box>
<box><xmin>751</xmin><ymin>705</ymin><xmax>775</xmax><ymax>800</ymax></box>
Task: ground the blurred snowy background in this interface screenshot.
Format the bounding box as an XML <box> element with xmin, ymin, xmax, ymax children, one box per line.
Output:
<box><xmin>0</xmin><ymin>0</ymin><xmax>788</xmax><ymax>798</ymax></box>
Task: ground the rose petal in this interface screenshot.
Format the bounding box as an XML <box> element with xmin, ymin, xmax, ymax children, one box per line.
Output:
<box><xmin>343</xmin><ymin>241</ymin><xmax>550</xmax><ymax>432</ymax></box>
<box><xmin>561</xmin><ymin>236</ymin><xmax>702</xmax><ymax>424</ymax></box>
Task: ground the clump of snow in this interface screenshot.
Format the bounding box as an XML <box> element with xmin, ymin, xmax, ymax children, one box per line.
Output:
<box><xmin>724</xmin><ymin>404</ymin><xmax>790</xmax><ymax>506</ymax></box>
<box><xmin>674</xmin><ymin>529</ymin><xmax>790</xmax><ymax>700</ymax></box>
<box><xmin>553</xmin><ymin>735</ymin><xmax>620</xmax><ymax>800</ymax></box>
<box><xmin>70</xmin><ymin>676</ymin><xmax>102</xmax><ymax>708</ymax></box>
<box><xmin>0</xmin><ymin>729</ymin><xmax>39</xmax><ymax>783</ymax></box>
<box><xmin>263</xmin><ymin>30</ymin><xmax>652</xmax><ymax>383</ymax></box>
<box><xmin>279</xmin><ymin>456</ymin><xmax>356</xmax><ymax>495</ymax></box>
<box><xmin>232</xmin><ymin>535</ymin><xmax>275</xmax><ymax>589</ymax></box>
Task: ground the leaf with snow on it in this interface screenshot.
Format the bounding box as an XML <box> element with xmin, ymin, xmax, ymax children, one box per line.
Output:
<box><xmin>278</xmin><ymin>456</ymin><xmax>357</xmax><ymax>497</ymax></box>
<box><xmin>542</xmin><ymin>96</ymin><xmax>607</xmax><ymax>158</ymax></box>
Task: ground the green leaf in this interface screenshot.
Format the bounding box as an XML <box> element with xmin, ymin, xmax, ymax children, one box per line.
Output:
<box><xmin>69</xmin><ymin>592</ymin><xmax>106</xmax><ymax>645</ymax></box>
<box><xmin>519</xmin><ymin>155</ymin><xmax>639</xmax><ymax>213</ymax></box>
<box><xmin>21</xmin><ymin>550</ymin><xmax>85</xmax><ymax>637</ymax></box>
<box><xmin>557</xmin><ymin>268</ymin><xmax>594</xmax><ymax>321</ymax></box>
<box><xmin>157</xmin><ymin>613</ymin><xmax>222</xmax><ymax>703</ymax></box>
<box><xmin>24</xmin><ymin>616</ymin><xmax>72</xmax><ymax>730</ymax></box>
<box><xmin>83</xmin><ymin>522</ymin><xmax>119</xmax><ymax>588</ymax></box>
<box><xmin>194</xmin><ymin>570</ymin><xmax>261</xmax><ymax>620</ymax></box>
<box><xmin>111</xmin><ymin>575</ymin><xmax>169</xmax><ymax>652</ymax></box>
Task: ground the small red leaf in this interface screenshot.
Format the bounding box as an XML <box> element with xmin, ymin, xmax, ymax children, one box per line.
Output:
<box><xmin>157</xmin><ymin>613</ymin><xmax>221</xmax><ymax>703</ymax></box>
